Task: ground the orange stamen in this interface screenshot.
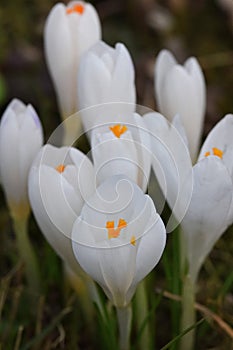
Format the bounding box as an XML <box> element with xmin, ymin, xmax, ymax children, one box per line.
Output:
<box><xmin>204</xmin><ymin>148</ymin><xmax>223</xmax><ymax>159</ymax></box>
<box><xmin>56</xmin><ymin>164</ymin><xmax>66</xmax><ymax>173</ymax></box>
<box><xmin>130</xmin><ymin>235</ymin><xmax>136</xmax><ymax>246</ymax></box>
<box><xmin>106</xmin><ymin>221</ymin><xmax>114</xmax><ymax>229</ymax></box>
<box><xmin>66</xmin><ymin>3</ymin><xmax>84</xmax><ymax>15</ymax></box>
<box><xmin>212</xmin><ymin>147</ymin><xmax>223</xmax><ymax>159</ymax></box>
<box><xmin>109</xmin><ymin>124</ymin><xmax>128</xmax><ymax>138</ymax></box>
<box><xmin>106</xmin><ymin>219</ymin><xmax>127</xmax><ymax>239</ymax></box>
<box><xmin>118</xmin><ymin>218</ymin><xmax>127</xmax><ymax>228</ymax></box>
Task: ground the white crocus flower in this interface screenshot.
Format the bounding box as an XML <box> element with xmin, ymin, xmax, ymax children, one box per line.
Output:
<box><xmin>0</xmin><ymin>98</ymin><xmax>43</xmax><ymax>220</ymax></box>
<box><xmin>181</xmin><ymin>155</ymin><xmax>233</xmax><ymax>282</ymax></box>
<box><xmin>92</xmin><ymin>113</ymin><xmax>151</xmax><ymax>192</ymax></box>
<box><xmin>44</xmin><ymin>1</ymin><xmax>101</xmax><ymax>144</ymax></box>
<box><xmin>72</xmin><ymin>175</ymin><xmax>166</xmax><ymax>308</ymax></box>
<box><xmin>154</xmin><ymin>49</ymin><xmax>206</xmax><ymax>162</ymax></box>
<box><xmin>77</xmin><ymin>41</ymin><xmax>136</xmax><ymax>135</ymax></box>
<box><xmin>145</xmin><ymin>112</ymin><xmax>233</xmax><ymax>281</ymax></box>
<box><xmin>28</xmin><ymin>144</ymin><xmax>95</xmax><ymax>275</ymax></box>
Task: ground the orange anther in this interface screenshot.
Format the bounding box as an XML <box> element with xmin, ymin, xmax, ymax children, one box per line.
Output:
<box><xmin>56</xmin><ymin>164</ymin><xmax>66</xmax><ymax>173</ymax></box>
<box><xmin>212</xmin><ymin>147</ymin><xmax>223</xmax><ymax>159</ymax></box>
<box><xmin>118</xmin><ymin>218</ymin><xmax>127</xmax><ymax>228</ymax></box>
<box><xmin>204</xmin><ymin>147</ymin><xmax>223</xmax><ymax>159</ymax></box>
<box><xmin>109</xmin><ymin>124</ymin><xmax>128</xmax><ymax>138</ymax></box>
<box><xmin>106</xmin><ymin>219</ymin><xmax>127</xmax><ymax>239</ymax></box>
<box><xmin>106</xmin><ymin>221</ymin><xmax>114</xmax><ymax>229</ymax></box>
<box><xmin>66</xmin><ymin>3</ymin><xmax>84</xmax><ymax>15</ymax></box>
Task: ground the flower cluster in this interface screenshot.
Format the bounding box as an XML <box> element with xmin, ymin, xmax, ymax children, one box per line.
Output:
<box><xmin>0</xmin><ymin>1</ymin><xmax>232</xmax><ymax>349</ymax></box>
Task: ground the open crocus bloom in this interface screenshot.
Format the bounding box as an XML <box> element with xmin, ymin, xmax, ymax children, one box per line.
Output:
<box><xmin>77</xmin><ymin>41</ymin><xmax>136</xmax><ymax>135</ymax></box>
<box><xmin>72</xmin><ymin>175</ymin><xmax>166</xmax><ymax>308</ymax></box>
<box><xmin>0</xmin><ymin>99</ymin><xmax>43</xmax><ymax>219</ymax></box>
<box><xmin>91</xmin><ymin>113</ymin><xmax>151</xmax><ymax>192</ymax></box>
<box><xmin>28</xmin><ymin>144</ymin><xmax>95</xmax><ymax>275</ymax></box>
<box><xmin>44</xmin><ymin>1</ymin><xmax>101</xmax><ymax>119</ymax></box>
<box><xmin>145</xmin><ymin>112</ymin><xmax>233</xmax><ymax>282</ymax></box>
<box><xmin>154</xmin><ymin>49</ymin><xmax>206</xmax><ymax>162</ymax></box>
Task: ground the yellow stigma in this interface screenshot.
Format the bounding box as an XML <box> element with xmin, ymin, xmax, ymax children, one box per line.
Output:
<box><xmin>106</xmin><ymin>218</ymin><xmax>127</xmax><ymax>239</ymax></box>
<box><xmin>66</xmin><ymin>4</ymin><xmax>85</xmax><ymax>15</ymax></box>
<box><xmin>56</xmin><ymin>164</ymin><xmax>66</xmax><ymax>173</ymax></box>
<box><xmin>205</xmin><ymin>147</ymin><xmax>223</xmax><ymax>159</ymax></box>
<box><xmin>130</xmin><ymin>235</ymin><xmax>136</xmax><ymax>246</ymax></box>
<box><xmin>109</xmin><ymin>124</ymin><xmax>128</xmax><ymax>138</ymax></box>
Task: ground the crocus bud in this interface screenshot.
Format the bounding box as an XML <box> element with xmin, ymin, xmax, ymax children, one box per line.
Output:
<box><xmin>72</xmin><ymin>175</ymin><xmax>166</xmax><ymax>308</ymax></box>
<box><xmin>77</xmin><ymin>41</ymin><xmax>136</xmax><ymax>134</ymax></box>
<box><xmin>154</xmin><ymin>49</ymin><xmax>206</xmax><ymax>162</ymax></box>
<box><xmin>0</xmin><ymin>99</ymin><xmax>43</xmax><ymax>220</ymax></box>
<box><xmin>44</xmin><ymin>1</ymin><xmax>101</xmax><ymax>120</ymax></box>
<box><xmin>28</xmin><ymin>144</ymin><xmax>95</xmax><ymax>275</ymax></box>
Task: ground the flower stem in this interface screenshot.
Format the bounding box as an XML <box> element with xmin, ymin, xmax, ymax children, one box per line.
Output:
<box><xmin>62</xmin><ymin>115</ymin><xmax>83</xmax><ymax>146</ymax></box>
<box><xmin>134</xmin><ymin>280</ymin><xmax>151</xmax><ymax>350</ymax></box>
<box><xmin>116</xmin><ymin>304</ymin><xmax>132</xmax><ymax>350</ymax></box>
<box><xmin>180</xmin><ymin>274</ymin><xmax>196</xmax><ymax>350</ymax></box>
<box><xmin>13</xmin><ymin>216</ymin><xmax>40</xmax><ymax>294</ymax></box>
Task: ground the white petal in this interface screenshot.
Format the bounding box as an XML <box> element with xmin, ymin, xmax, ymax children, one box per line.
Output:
<box><xmin>92</xmin><ymin>129</ymin><xmax>138</xmax><ymax>187</ymax></box>
<box><xmin>76</xmin><ymin>3</ymin><xmax>101</xmax><ymax>55</ymax></box>
<box><xmin>98</xmin><ymin>240</ymin><xmax>137</xmax><ymax>307</ymax></box>
<box><xmin>110</xmin><ymin>43</ymin><xmax>136</xmax><ymax>104</ymax></box>
<box><xmin>163</xmin><ymin>66</ymin><xmax>201</xmax><ymax>159</ymax></box>
<box><xmin>144</xmin><ymin>112</ymin><xmax>193</xmax><ymax>231</ymax></box>
<box><xmin>185</xmin><ymin>57</ymin><xmax>206</xmax><ymax>117</ymax></box>
<box><xmin>29</xmin><ymin>165</ymin><xmax>81</xmax><ymax>274</ymax></box>
<box><xmin>133</xmin><ymin>200</ymin><xmax>166</xmax><ymax>285</ymax></box>
<box><xmin>130</xmin><ymin>113</ymin><xmax>151</xmax><ymax>192</ymax></box>
<box><xmin>44</xmin><ymin>3</ymin><xmax>75</xmax><ymax>117</ymax></box>
<box><xmin>154</xmin><ymin>49</ymin><xmax>177</xmax><ymax>111</ymax></box>
<box><xmin>72</xmin><ymin>216</ymin><xmax>106</xmax><ymax>286</ymax></box>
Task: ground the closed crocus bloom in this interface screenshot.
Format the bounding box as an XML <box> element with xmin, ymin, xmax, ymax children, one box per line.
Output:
<box><xmin>155</xmin><ymin>49</ymin><xmax>206</xmax><ymax>162</ymax></box>
<box><xmin>72</xmin><ymin>175</ymin><xmax>166</xmax><ymax>308</ymax></box>
<box><xmin>44</xmin><ymin>1</ymin><xmax>101</xmax><ymax>143</ymax></box>
<box><xmin>28</xmin><ymin>144</ymin><xmax>95</xmax><ymax>275</ymax></box>
<box><xmin>92</xmin><ymin>114</ymin><xmax>151</xmax><ymax>192</ymax></box>
<box><xmin>77</xmin><ymin>41</ymin><xmax>136</xmax><ymax>134</ymax></box>
<box><xmin>0</xmin><ymin>98</ymin><xmax>43</xmax><ymax>220</ymax></box>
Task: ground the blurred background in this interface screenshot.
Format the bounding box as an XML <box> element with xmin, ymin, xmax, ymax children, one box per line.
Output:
<box><xmin>0</xmin><ymin>0</ymin><xmax>232</xmax><ymax>349</ymax></box>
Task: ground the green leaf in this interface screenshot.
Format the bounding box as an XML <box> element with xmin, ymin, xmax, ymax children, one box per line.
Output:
<box><xmin>160</xmin><ymin>318</ymin><xmax>205</xmax><ymax>350</ymax></box>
